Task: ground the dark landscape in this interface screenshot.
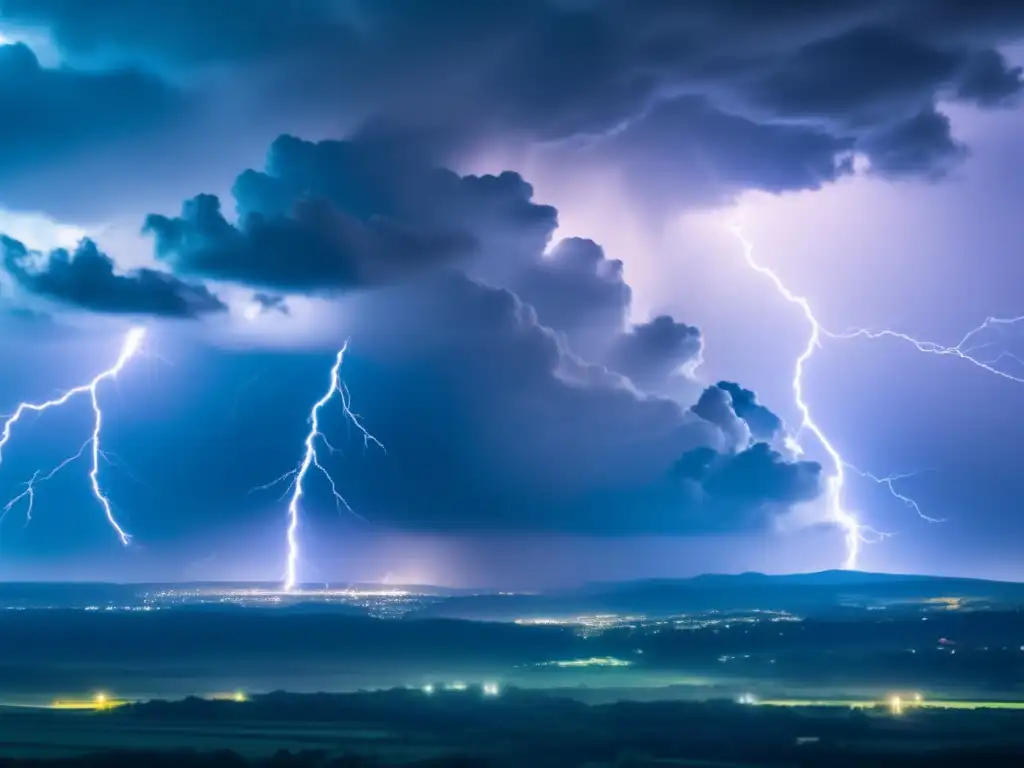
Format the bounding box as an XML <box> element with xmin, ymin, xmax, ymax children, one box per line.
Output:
<box><xmin>1</xmin><ymin>572</ymin><xmax>1024</xmax><ymax>765</ymax></box>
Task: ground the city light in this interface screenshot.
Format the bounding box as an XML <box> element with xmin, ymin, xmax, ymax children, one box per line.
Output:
<box><xmin>889</xmin><ymin>695</ymin><xmax>903</xmax><ymax>715</ymax></box>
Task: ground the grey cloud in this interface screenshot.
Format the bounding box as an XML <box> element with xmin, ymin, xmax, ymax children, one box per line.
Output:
<box><xmin>144</xmin><ymin>135</ymin><xmax>555</xmax><ymax>293</ymax></box>
<box><xmin>509</xmin><ymin>237</ymin><xmax>631</xmax><ymax>357</ymax></box>
<box><xmin>713</xmin><ymin>381</ymin><xmax>784</xmax><ymax>441</ymax></box>
<box><xmin>690</xmin><ymin>384</ymin><xmax>751</xmax><ymax>451</ymax></box>
<box><xmin>860</xmin><ymin>107</ymin><xmax>967</xmax><ymax>179</ymax></box>
<box><xmin>319</xmin><ymin>271</ymin><xmax>822</xmax><ymax>535</ymax></box>
<box><xmin>1</xmin><ymin>236</ymin><xmax>226</xmax><ymax>318</ymax></box>
<box><xmin>675</xmin><ymin>442</ymin><xmax>823</xmax><ymax>507</ymax></box>
<box><xmin>252</xmin><ymin>293</ymin><xmax>290</xmax><ymax>316</ymax></box>
<box><xmin>956</xmin><ymin>49</ymin><xmax>1024</xmax><ymax>107</ymax></box>
<box><xmin>0</xmin><ymin>0</ymin><xmax>349</xmax><ymax>68</ymax></box>
<box><xmin>605</xmin><ymin>316</ymin><xmax>703</xmax><ymax>394</ymax></box>
<box><xmin>8</xmin><ymin>1</ymin><xmax>1024</xmax><ymax>200</ymax></box>
<box><xmin>0</xmin><ymin>42</ymin><xmax>179</xmax><ymax>181</ymax></box>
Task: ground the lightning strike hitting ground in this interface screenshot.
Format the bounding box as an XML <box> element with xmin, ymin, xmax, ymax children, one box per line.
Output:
<box><xmin>730</xmin><ymin>226</ymin><xmax>937</xmax><ymax>569</ymax></box>
<box><xmin>256</xmin><ymin>339</ymin><xmax>384</xmax><ymax>592</ymax></box>
<box><xmin>0</xmin><ymin>327</ymin><xmax>145</xmax><ymax>544</ymax></box>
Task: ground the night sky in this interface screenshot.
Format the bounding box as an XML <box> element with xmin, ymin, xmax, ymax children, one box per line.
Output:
<box><xmin>1</xmin><ymin>1</ymin><xmax>1023</xmax><ymax>587</ymax></box>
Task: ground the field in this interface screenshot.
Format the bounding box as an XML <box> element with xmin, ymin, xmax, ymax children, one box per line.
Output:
<box><xmin>0</xmin><ymin>707</ymin><xmax>451</xmax><ymax>761</ymax></box>
<box><xmin>756</xmin><ymin>698</ymin><xmax>1024</xmax><ymax>710</ymax></box>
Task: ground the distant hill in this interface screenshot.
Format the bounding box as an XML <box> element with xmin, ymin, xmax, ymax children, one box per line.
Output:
<box><xmin>1</xmin><ymin>571</ymin><xmax>1020</xmax><ymax>621</ymax></box>
<box><xmin>405</xmin><ymin>570</ymin><xmax>1024</xmax><ymax>621</ymax></box>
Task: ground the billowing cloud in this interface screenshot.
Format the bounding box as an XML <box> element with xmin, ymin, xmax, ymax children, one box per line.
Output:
<box><xmin>318</xmin><ymin>271</ymin><xmax>823</xmax><ymax>536</ymax></box>
<box><xmin>860</xmin><ymin>107</ymin><xmax>967</xmax><ymax>179</ymax></box>
<box><xmin>713</xmin><ymin>381</ymin><xmax>784</xmax><ymax>441</ymax></box>
<box><xmin>674</xmin><ymin>442</ymin><xmax>823</xmax><ymax>508</ymax></box>
<box><xmin>144</xmin><ymin>134</ymin><xmax>555</xmax><ymax>293</ymax></box>
<box><xmin>690</xmin><ymin>385</ymin><xmax>751</xmax><ymax>451</ymax></box>
<box><xmin>0</xmin><ymin>42</ymin><xmax>178</xmax><ymax>179</ymax></box>
<box><xmin>957</xmin><ymin>49</ymin><xmax>1024</xmax><ymax>107</ymax></box>
<box><xmin>510</xmin><ymin>237</ymin><xmax>630</xmax><ymax>357</ymax></box>
<box><xmin>605</xmin><ymin>316</ymin><xmax>703</xmax><ymax>394</ymax></box>
<box><xmin>1</xmin><ymin>236</ymin><xmax>226</xmax><ymax>318</ymax></box>
<box><xmin>0</xmin><ymin>1</ymin><xmax>1018</xmax><ymax>215</ymax></box>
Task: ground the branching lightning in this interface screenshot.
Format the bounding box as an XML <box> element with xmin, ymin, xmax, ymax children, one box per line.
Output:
<box><xmin>730</xmin><ymin>225</ymin><xmax>953</xmax><ymax>569</ymax></box>
<box><xmin>0</xmin><ymin>327</ymin><xmax>145</xmax><ymax>544</ymax></box>
<box><xmin>256</xmin><ymin>339</ymin><xmax>384</xmax><ymax>592</ymax></box>
<box><xmin>731</xmin><ymin>225</ymin><xmax>877</xmax><ymax>568</ymax></box>
<box><xmin>833</xmin><ymin>317</ymin><xmax>1024</xmax><ymax>385</ymax></box>
<box><xmin>732</xmin><ymin>215</ymin><xmax>1024</xmax><ymax>569</ymax></box>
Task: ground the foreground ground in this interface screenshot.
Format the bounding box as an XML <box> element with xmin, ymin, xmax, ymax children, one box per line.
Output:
<box><xmin>2</xmin><ymin>687</ymin><xmax>1024</xmax><ymax>766</ymax></box>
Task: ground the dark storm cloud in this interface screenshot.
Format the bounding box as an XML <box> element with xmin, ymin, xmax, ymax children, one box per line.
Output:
<box><xmin>252</xmin><ymin>293</ymin><xmax>290</xmax><ymax>316</ymax></box>
<box><xmin>0</xmin><ymin>42</ymin><xmax>178</xmax><ymax>178</ymax></box>
<box><xmin>510</xmin><ymin>237</ymin><xmax>631</xmax><ymax>356</ymax></box>
<box><xmin>144</xmin><ymin>134</ymin><xmax>554</xmax><ymax>293</ymax></box>
<box><xmin>605</xmin><ymin>316</ymin><xmax>703</xmax><ymax>394</ymax></box>
<box><xmin>5</xmin><ymin>1</ymin><xmax>1024</xmax><ymax>202</ymax></box>
<box><xmin>743</xmin><ymin>26</ymin><xmax>967</xmax><ymax>124</ymax></box>
<box><xmin>674</xmin><ymin>442</ymin><xmax>822</xmax><ymax>507</ymax></box>
<box><xmin>0</xmin><ymin>0</ymin><xmax>348</xmax><ymax>67</ymax></box>
<box><xmin>860</xmin><ymin>107</ymin><xmax>967</xmax><ymax>179</ymax></box>
<box><xmin>1</xmin><ymin>236</ymin><xmax>226</xmax><ymax>318</ymax></box>
<box><xmin>956</xmin><ymin>49</ymin><xmax>1024</xmax><ymax>107</ymax></box>
<box><xmin>592</xmin><ymin>96</ymin><xmax>854</xmax><ymax>208</ymax></box>
<box><xmin>317</xmin><ymin>271</ymin><xmax>822</xmax><ymax>535</ymax></box>
<box><xmin>713</xmin><ymin>381</ymin><xmax>784</xmax><ymax>441</ymax></box>
<box><xmin>128</xmin><ymin>117</ymin><xmax>822</xmax><ymax>536</ymax></box>
<box><xmin>690</xmin><ymin>385</ymin><xmax>751</xmax><ymax>451</ymax></box>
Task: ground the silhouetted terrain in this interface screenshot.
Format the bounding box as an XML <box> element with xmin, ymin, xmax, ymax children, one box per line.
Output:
<box><xmin>409</xmin><ymin>571</ymin><xmax>1024</xmax><ymax>620</ymax></box>
<box><xmin>3</xmin><ymin>688</ymin><xmax>1024</xmax><ymax>766</ymax></box>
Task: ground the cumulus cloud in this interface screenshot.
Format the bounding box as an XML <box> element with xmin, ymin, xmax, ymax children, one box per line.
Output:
<box><xmin>674</xmin><ymin>442</ymin><xmax>823</xmax><ymax>508</ymax></box>
<box><xmin>144</xmin><ymin>134</ymin><xmax>555</xmax><ymax>293</ymax></box>
<box><xmin>957</xmin><ymin>49</ymin><xmax>1024</xmax><ymax>107</ymax></box>
<box><xmin>112</xmin><ymin>117</ymin><xmax>823</xmax><ymax>536</ymax></box>
<box><xmin>605</xmin><ymin>316</ymin><xmax>703</xmax><ymax>394</ymax></box>
<box><xmin>713</xmin><ymin>381</ymin><xmax>784</xmax><ymax>441</ymax></box>
<box><xmin>0</xmin><ymin>42</ymin><xmax>178</xmax><ymax>179</ymax></box>
<box><xmin>690</xmin><ymin>385</ymin><xmax>752</xmax><ymax>451</ymax></box>
<box><xmin>1</xmin><ymin>236</ymin><xmax>226</xmax><ymax>318</ymax></box>
<box><xmin>509</xmin><ymin>237</ymin><xmax>631</xmax><ymax>357</ymax></box>
<box><xmin>315</xmin><ymin>272</ymin><xmax>823</xmax><ymax>536</ymax></box>
<box><xmin>860</xmin><ymin>107</ymin><xmax>967</xmax><ymax>178</ymax></box>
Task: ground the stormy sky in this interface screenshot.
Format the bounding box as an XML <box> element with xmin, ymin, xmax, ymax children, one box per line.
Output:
<box><xmin>1</xmin><ymin>1</ymin><xmax>1023</xmax><ymax>587</ymax></box>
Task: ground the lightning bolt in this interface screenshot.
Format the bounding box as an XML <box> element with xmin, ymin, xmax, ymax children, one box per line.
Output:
<box><xmin>0</xmin><ymin>327</ymin><xmax>145</xmax><ymax>544</ymax></box>
<box><xmin>833</xmin><ymin>317</ymin><xmax>1024</xmax><ymax>384</ymax></box>
<box><xmin>730</xmin><ymin>226</ymin><xmax>936</xmax><ymax>569</ymax></box>
<box><xmin>255</xmin><ymin>339</ymin><xmax>384</xmax><ymax>592</ymax></box>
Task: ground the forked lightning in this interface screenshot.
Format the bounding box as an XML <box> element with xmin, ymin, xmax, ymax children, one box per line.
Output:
<box><xmin>0</xmin><ymin>327</ymin><xmax>145</xmax><ymax>544</ymax></box>
<box><xmin>254</xmin><ymin>339</ymin><xmax>384</xmax><ymax>592</ymax></box>
<box><xmin>731</xmin><ymin>221</ymin><xmax>1024</xmax><ymax>568</ymax></box>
